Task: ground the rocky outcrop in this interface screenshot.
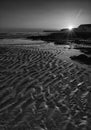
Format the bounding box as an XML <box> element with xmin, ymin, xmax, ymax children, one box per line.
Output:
<box><xmin>78</xmin><ymin>24</ymin><xmax>91</xmax><ymax>32</ymax></box>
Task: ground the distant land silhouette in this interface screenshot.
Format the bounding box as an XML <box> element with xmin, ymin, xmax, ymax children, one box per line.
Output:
<box><xmin>0</xmin><ymin>24</ymin><xmax>91</xmax><ymax>46</ymax></box>
<box><xmin>27</xmin><ymin>24</ymin><xmax>91</xmax><ymax>44</ymax></box>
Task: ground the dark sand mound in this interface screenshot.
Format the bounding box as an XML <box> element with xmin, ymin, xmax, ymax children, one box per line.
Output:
<box><xmin>70</xmin><ymin>54</ymin><xmax>91</xmax><ymax>65</ymax></box>
<box><xmin>75</xmin><ymin>48</ymin><xmax>91</xmax><ymax>55</ymax></box>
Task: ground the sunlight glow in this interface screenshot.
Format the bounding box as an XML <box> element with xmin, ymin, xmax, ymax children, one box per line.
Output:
<box><xmin>68</xmin><ymin>26</ymin><xmax>73</xmax><ymax>30</ymax></box>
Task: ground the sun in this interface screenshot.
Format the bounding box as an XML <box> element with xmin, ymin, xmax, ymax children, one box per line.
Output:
<box><xmin>68</xmin><ymin>25</ymin><xmax>73</xmax><ymax>30</ymax></box>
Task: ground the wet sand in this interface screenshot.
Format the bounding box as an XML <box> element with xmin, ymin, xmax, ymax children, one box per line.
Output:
<box><xmin>0</xmin><ymin>39</ymin><xmax>91</xmax><ymax>130</ymax></box>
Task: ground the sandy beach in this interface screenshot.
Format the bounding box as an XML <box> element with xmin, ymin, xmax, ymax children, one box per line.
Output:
<box><xmin>0</xmin><ymin>39</ymin><xmax>91</xmax><ymax>130</ymax></box>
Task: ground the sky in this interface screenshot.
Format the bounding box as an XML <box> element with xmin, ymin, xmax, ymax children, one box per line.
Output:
<box><xmin>0</xmin><ymin>0</ymin><xmax>91</xmax><ymax>30</ymax></box>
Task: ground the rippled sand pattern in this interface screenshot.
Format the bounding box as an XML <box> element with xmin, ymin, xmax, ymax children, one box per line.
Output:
<box><xmin>0</xmin><ymin>44</ymin><xmax>91</xmax><ymax>130</ymax></box>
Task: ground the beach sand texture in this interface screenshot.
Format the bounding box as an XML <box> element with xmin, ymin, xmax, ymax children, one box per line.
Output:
<box><xmin>0</xmin><ymin>42</ymin><xmax>91</xmax><ymax>130</ymax></box>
